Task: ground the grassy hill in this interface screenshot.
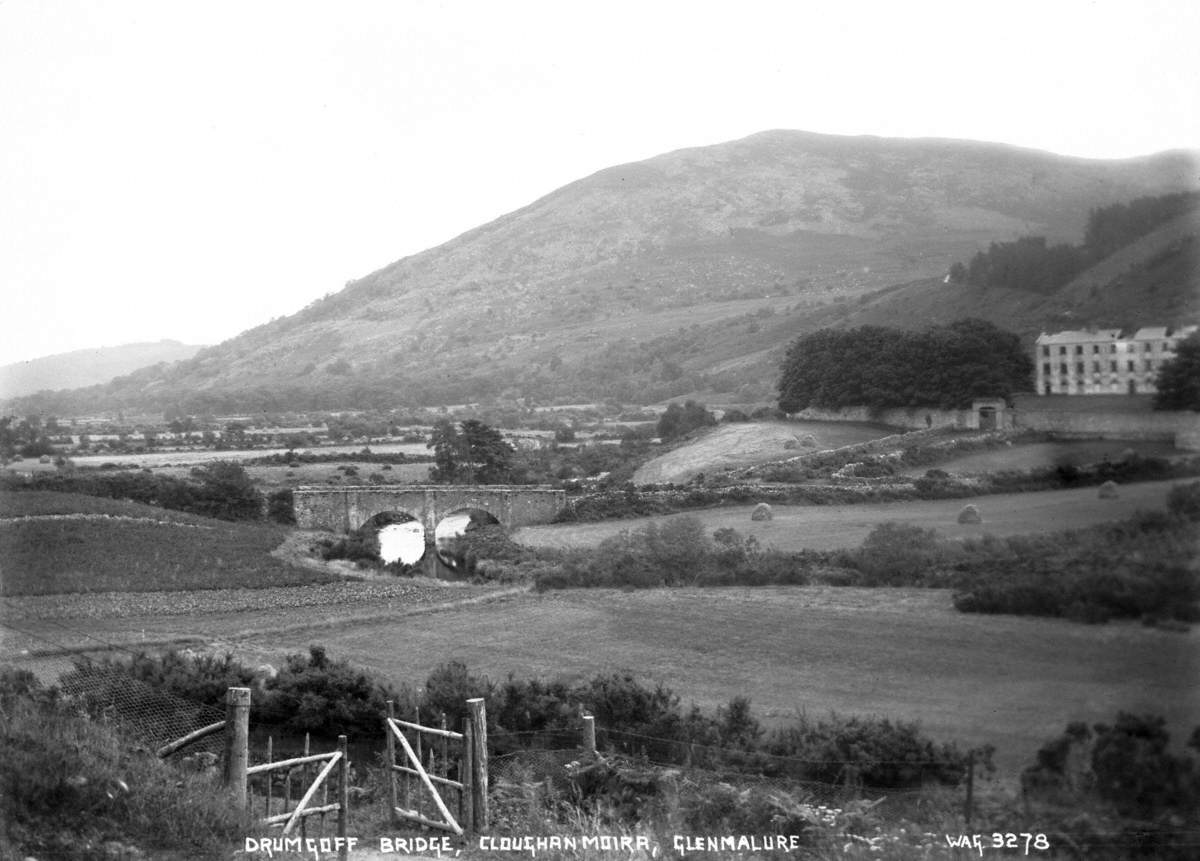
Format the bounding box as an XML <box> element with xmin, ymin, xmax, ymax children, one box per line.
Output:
<box><xmin>0</xmin><ymin>491</ymin><xmax>338</xmax><ymax>595</ymax></box>
<box><xmin>7</xmin><ymin>131</ymin><xmax>1197</xmax><ymax>414</ymax></box>
<box><xmin>0</xmin><ymin>340</ymin><xmax>203</xmax><ymax>399</ymax></box>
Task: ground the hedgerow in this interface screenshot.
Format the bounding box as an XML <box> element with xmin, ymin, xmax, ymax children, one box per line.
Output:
<box><xmin>0</xmin><ymin>461</ymin><xmax>266</xmax><ymax>521</ymax></box>
<box><xmin>554</xmin><ymin>454</ymin><xmax>1200</xmax><ymax>523</ymax></box>
<box><xmin>533</xmin><ymin>517</ymin><xmax>815</xmax><ymax>590</ymax></box>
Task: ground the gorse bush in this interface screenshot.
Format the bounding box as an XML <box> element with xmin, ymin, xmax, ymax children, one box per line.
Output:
<box><xmin>951</xmin><ymin>508</ymin><xmax>1199</xmax><ymax>623</ymax></box>
<box><xmin>69</xmin><ymin>646</ymin><xmax>414</xmax><ymax>739</ymax></box>
<box><xmin>1022</xmin><ymin>711</ymin><xmax>1200</xmax><ymax>851</ymax></box>
<box><xmin>765</xmin><ymin>715</ymin><xmax>989</xmax><ymax>789</ymax></box>
<box><xmin>852</xmin><ymin>522</ymin><xmax>945</xmax><ymax>586</ymax></box>
<box><xmin>1167</xmin><ymin>480</ymin><xmax>1200</xmax><ymax>521</ymax></box>
<box><xmin>535</xmin><ymin>518</ymin><xmax>814</xmax><ymax>590</ymax></box>
<box><xmin>253</xmin><ymin>645</ymin><xmax>414</xmax><ymax>737</ymax></box>
<box><xmin>409</xmin><ymin>664</ymin><xmax>974</xmax><ymax>791</ymax></box>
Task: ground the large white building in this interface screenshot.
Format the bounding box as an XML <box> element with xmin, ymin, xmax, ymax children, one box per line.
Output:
<box><xmin>1035</xmin><ymin>325</ymin><xmax>1197</xmax><ymax>395</ymax></box>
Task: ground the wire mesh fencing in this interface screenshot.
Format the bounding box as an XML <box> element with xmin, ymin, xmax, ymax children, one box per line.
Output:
<box><xmin>0</xmin><ymin>615</ymin><xmax>228</xmax><ymax>765</ymax></box>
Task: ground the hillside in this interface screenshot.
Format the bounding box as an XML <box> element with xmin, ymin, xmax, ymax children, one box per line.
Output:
<box><xmin>0</xmin><ymin>340</ymin><xmax>204</xmax><ymax>399</ymax></box>
<box><xmin>7</xmin><ymin>131</ymin><xmax>1198</xmax><ymax>414</ymax></box>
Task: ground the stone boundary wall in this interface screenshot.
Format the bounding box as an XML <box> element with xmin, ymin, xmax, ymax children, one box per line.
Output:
<box><xmin>1013</xmin><ymin>407</ymin><xmax>1200</xmax><ymax>447</ymax></box>
<box><xmin>792</xmin><ymin>404</ymin><xmax>1200</xmax><ymax>451</ymax></box>
<box><xmin>792</xmin><ymin>405</ymin><xmax>972</xmax><ymax>430</ymax></box>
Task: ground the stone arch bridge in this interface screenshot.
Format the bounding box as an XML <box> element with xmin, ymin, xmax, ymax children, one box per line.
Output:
<box><xmin>292</xmin><ymin>485</ymin><xmax>567</xmax><ymax>535</ymax></box>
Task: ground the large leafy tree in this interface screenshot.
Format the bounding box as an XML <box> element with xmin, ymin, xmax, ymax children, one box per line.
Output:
<box><xmin>1154</xmin><ymin>332</ymin><xmax>1200</xmax><ymax>411</ymax></box>
<box><xmin>189</xmin><ymin>460</ymin><xmax>264</xmax><ymax>520</ymax></box>
<box><xmin>778</xmin><ymin>319</ymin><xmax>1032</xmax><ymax>413</ymax></box>
<box><xmin>656</xmin><ymin>400</ymin><xmax>716</xmax><ymax>441</ymax></box>
<box><xmin>428</xmin><ymin>419</ymin><xmax>514</xmax><ymax>484</ymax></box>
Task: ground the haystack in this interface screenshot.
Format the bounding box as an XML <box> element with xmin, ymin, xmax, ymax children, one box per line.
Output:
<box><xmin>751</xmin><ymin>502</ymin><xmax>773</xmax><ymax>521</ymax></box>
<box><xmin>957</xmin><ymin>504</ymin><xmax>982</xmax><ymax>524</ymax></box>
<box><xmin>1098</xmin><ymin>480</ymin><xmax>1119</xmax><ymax>499</ymax></box>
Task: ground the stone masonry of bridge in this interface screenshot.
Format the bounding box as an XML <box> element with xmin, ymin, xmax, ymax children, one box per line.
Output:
<box><xmin>292</xmin><ymin>485</ymin><xmax>567</xmax><ymax>534</ymax></box>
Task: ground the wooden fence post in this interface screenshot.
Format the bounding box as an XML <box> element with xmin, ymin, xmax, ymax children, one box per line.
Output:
<box><xmin>964</xmin><ymin>750</ymin><xmax>975</xmax><ymax>827</ymax></box>
<box><xmin>582</xmin><ymin>714</ymin><xmax>596</xmax><ymax>759</ymax></box>
<box><xmin>265</xmin><ymin>736</ymin><xmax>274</xmax><ymax>820</ymax></box>
<box><xmin>302</xmin><ymin>733</ymin><xmax>311</xmax><ymax>842</ymax></box>
<box><xmin>223</xmin><ymin>687</ymin><xmax>251</xmax><ymax>806</ymax></box>
<box><xmin>385</xmin><ymin>701</ymin><xmax>398</xmax><ymax>824</ymax></box>
<box><xmin>337</xmin><ymin>735</ymin><xmax>349</xmax><ymax>861</ymax></box>
<box><xmin>467</xmin><ymin>698</ymin><xmax>488</xmax><ymax>832</ymax></box>
<box><xmin>461</xmin><ymin>718</ymin><xmax>474</xmax><ymax>834</ymax></box>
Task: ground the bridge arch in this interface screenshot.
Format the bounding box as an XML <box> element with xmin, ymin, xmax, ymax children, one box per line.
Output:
<box><xmin>434</xmin><ymin>508</ymin><xmax>502</xmax><ymax>571</ymax></box>
<box><xmin>363</xmin><ymin>510</ymin><xmax>426</xmax><ymax>566</ymax></box>
<box><xmin>293</xmin><ymin>485</ymin><xmax>567</xmax><ymax>536</ymax></box>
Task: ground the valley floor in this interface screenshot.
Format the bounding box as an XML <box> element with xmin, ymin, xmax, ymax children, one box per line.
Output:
<box><xmin>6</xmin><ymin>582</ymin><xmax>1194</xmax><ymax>782</ymax></box>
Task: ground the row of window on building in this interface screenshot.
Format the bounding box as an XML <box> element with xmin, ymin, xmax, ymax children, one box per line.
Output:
<box><xmin>1034</xmin><ymin>325</ymin><xmax>1196</xmax><ymax>396</ymax></box>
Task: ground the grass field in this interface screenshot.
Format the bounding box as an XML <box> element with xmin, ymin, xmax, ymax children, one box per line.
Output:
<box><xmin>901</xmin><ymin>439</ymin><xmax>1183</xmax><ymax>477</ymax></box>
<box><xmin>514</xmin><ymin>479</ymin><xmax>1188</xmax><ymax>552</ymax></box>
<box><xmin>223</xmin><ymin>586</ymin><xmax>1200</xmax><ymax>778</ymax></box>
<box><xmin>632</xmin><ymin>420</ymin><xmax>895</xmax><ymax>484</ymax></box>
<box><xmin>0</xmin><ymin>491</ymin><xmax>340</xmax><ymax>596</ymax></box>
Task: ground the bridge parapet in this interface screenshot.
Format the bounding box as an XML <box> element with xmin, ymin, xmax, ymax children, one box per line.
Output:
<box><xmin>293</xmin><ymin>485</ymin><xmax>566</xmax><ymax>534</ymax></box>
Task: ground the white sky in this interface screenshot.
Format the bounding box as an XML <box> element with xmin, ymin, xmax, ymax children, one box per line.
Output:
<box><xmin>1</xmin><ymin>0</ymin><xmax>1197</xmax><ymax>367</ymax></box>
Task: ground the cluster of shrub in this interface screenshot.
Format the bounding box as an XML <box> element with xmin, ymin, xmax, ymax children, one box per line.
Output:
<box><xmin>0</xmin><ymin>460</ymin><xmax>301</xmax><ymax>525</ymax></box>
<box><xmin>50</xmin><ymin>650</ymin><xmax>979</xmax><ymax>793</ymax></box>
<box><xmin>1014</xmin><ymin>713</ymin><xmax>1200</xmax><ymax>859</ymax></box>
<box><xmin>950</xmin><ymin>488</ymin><xmax>1199</xmax><ymax>623</ymax></box>
<box><xmin>840</xmin><ymin>483</ymin><xmax>1199</xmax><ymax>622</ymax></box>
<box><xmin>535</xmin><ymin>483</ymin><xmax>1200</xmax><ymax>624</ymax></box>
<box><xmin>535</xmin><ymin>518</ymin><xmax>817</xmax><ymax>590</ymax></box>
<box><xmin>246</xmin><ymin>448</ymin><xmax>427</xmax><ymax>466</ymax></box>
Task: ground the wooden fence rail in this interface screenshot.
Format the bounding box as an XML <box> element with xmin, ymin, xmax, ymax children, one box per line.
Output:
<box><xmin>155</xmin><ymin>688</ymin><xmax>351</xmax><ymax>861</ymax></box>
<box><xmin>385</xmin><ymin>697</ymin><xmax>489</xmax><ymax>835</ymax></box>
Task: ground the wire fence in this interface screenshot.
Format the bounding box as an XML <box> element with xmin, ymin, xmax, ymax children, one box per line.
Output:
<box><xmin>487</xmin><ymin>725</ymin><xmax>963</xmax><ymax>806</ymax></box>
<box><xmin>0</xmin><ymin>609</ymin><xmax>226</xmax><ymax>763</ymax></box>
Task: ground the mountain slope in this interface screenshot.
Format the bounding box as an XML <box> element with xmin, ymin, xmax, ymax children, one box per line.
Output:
<box><xmin>10</xmin><ymin>131</ymin><xmax>1199</xmax><ymax>413</ymax></box>
<box><xmin>0</xmin><ymin>340</ymin><xmax>204</xmax><ymax>399</ymax></box>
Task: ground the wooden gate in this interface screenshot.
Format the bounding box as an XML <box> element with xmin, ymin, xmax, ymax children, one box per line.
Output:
<box><xmin>384</xmin><ymin>697</ymin><xmax>488</xmax><ymax>834</ymax></box>
<box><xmin>247</xmin><ymin>735</ymin><xmax>349</xmax><ymax>841</ymax></box>
<box><xmin>157</xmin><ymin>688</ymin><xmax>351</xmax><ymax>860</ymax></box>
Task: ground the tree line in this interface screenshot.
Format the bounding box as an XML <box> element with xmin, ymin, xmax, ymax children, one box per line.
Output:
<box><xmin>947</xmin><ymin>191</ymin><xmax>1199</xmax><ymax>293</ymax></box>
<box><xmin>777</xmin><ymin>319</ymin><xmax>1033</xmax><ymax>413</ymax></box>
